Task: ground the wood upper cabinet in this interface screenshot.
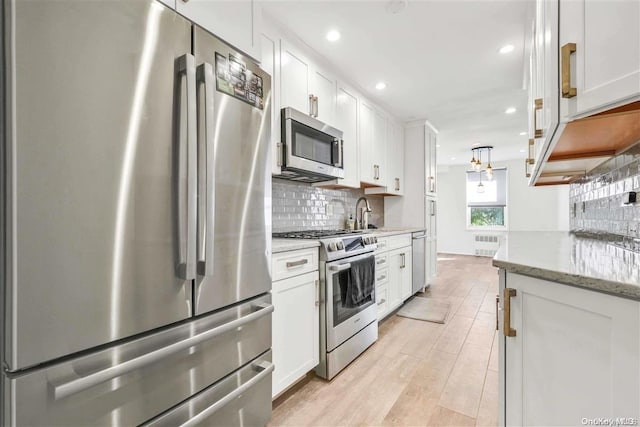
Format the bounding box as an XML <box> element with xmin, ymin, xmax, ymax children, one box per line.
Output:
<box><xmin>560</xmin><ymin>0</ymin><xmax>640</xmax><ymax>117</ymax></box>
<box><xmin>175</xmin><ymin>0</ymin><xmax>261</xmax><ymax>61</ymax></box>
<box><xmin>500</xmin><ymin>271</ymin><xmax>640</xmax><ymax>425</ymax></box>
<box><xmin>279</xmin><ymin>40</ymin><xmax>337</xmax><ymax>127</ymax></box>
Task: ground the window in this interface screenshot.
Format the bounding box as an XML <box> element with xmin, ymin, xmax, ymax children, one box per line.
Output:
<box><xmin>466</xmin><ymin>168</ymin><xmax>507</xmax><ymax>228</ymax></box>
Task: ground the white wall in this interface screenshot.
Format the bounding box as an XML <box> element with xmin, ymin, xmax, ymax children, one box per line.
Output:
<box><xmin>437</xmin><ymin>158</ymin><xmax>570</xmax><ymax>255</ymax></box>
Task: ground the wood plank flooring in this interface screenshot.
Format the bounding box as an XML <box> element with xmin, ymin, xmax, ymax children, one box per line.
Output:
<box><xmin>270</xmin><ymin>254</ymin><xmax>499</xmax><ymax>427</ymax></box>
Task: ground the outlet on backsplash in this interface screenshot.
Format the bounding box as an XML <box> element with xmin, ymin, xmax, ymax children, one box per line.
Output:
<box><xmin>272</xmin><ymin>178</ymin><xmax>384</xmax><ymax>232</ymax></box>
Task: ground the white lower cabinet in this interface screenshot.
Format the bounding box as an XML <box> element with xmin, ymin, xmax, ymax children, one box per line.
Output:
<box><xmin>375</xmin><ymin>234</ymin><xmax>413</xmax><ymax>320</ymax></box>
<box><xmin>271</xmin><ymin>250</ymin><xmax>319</xmax><ymax>398</ymax></box>
<box><xmin>500</xmin><ymin>270</ymin><xmax>640</xmax><ymax>425</ymax></box>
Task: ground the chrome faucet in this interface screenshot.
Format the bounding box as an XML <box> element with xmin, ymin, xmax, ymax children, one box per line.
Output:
<box><xmin>355</xmin><ymin>197</ymin><xmax>372</xmax><ymax>230</ymax></box>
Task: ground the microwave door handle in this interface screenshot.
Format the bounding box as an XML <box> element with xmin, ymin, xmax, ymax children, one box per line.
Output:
<box><xmin>176</xmin><ymin>54</ymin><xmax>197</xmax><ymax>280</ymax></box>
<box><xmin>196</xmin><ymin>63</ymin><xmax>215</xmax><ymax>276</ymax></box>
<box><xmin>339</xmin><ymin>139</ymin><xmax>344</xmax><ymax>168</ymax></box>
<box><xmin>333</xmin><ymin>139</ymin><xmax>343</xmax><ymax>168</ymax></box>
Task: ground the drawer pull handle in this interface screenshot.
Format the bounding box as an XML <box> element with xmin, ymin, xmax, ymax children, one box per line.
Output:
<box><xmin>376</xmin><ymin>259</ymin><xmax>386</xmax><ymax>265</ymax></box>
<box><xmin>377</xmin><ymin>275</ymin><xmax>386</xmax><ymax>281</ymax></box>
<box><xmin>53</xmin><ymin>303</ymin><xmax>274</xmax><ymax>400</ymax></box>
<box><xmin>503</xmin><ymin>288</ymin><xmax>517</xmax><ymax>337</ymax></box>
<box><xmin>377</xmin><ymin>298</ymin><xmax>386</xmax><ymax>306</ymax></box>
<box><xmin>286</xmin><ymin>259</ymin><xmax>308</xmax><ymax>268</ymax></box>
<box><xmin>561</xmin><ymin>42</ymin><xmax>577</xmax><ymax>98</ymax></box>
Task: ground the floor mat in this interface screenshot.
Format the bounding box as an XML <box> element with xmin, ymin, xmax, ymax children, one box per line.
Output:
<box><xmin>396</xmin><ymin>297</ymin><xmax>451</xmax><ymax>324</ymax></box>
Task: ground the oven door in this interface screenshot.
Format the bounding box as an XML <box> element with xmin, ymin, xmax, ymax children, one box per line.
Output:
<box><xmin>325</xmin><ymin>252</ymin><xmax>378</xmax><ymax>352</ymax></box>
<box><xmin>282</xmin><ymin>109</ymin><xmax>344</xmax><ymax>179</ymax></box>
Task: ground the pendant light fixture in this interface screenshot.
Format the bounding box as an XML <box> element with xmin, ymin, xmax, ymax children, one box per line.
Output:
<box><xmin>469</xmin><ymin>145</ymin><xmax>494</xmax><ymax>175</ymax></box>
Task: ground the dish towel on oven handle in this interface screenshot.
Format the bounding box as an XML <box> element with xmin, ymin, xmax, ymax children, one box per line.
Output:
<box><xmin>343</xmin><ymin>256</ymin><xmax>375</xmax><ymax>308</ymax></box>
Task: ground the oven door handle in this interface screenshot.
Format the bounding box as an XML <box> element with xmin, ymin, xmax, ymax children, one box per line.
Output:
<box><xmin>329</xmin><ymin>263</ymin><xmax>351</xmax><ymax>272</ymax></box>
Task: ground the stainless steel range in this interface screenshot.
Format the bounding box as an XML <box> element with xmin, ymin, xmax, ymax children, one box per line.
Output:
<box><xmin>273</xmin><ymin>230</ymin><xmax>379</xmax><ymax>379</ymax></box>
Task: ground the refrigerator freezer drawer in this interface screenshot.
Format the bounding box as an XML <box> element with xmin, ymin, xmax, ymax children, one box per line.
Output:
<box><xmin>4</xmin><ymin>294</ymin><xmax>271</xmax><ymax>426</ymax></box>
<box><xmin>143</xmin><ymin>351</ymin><xmax>273</xmax><ymax>427</ymax></box>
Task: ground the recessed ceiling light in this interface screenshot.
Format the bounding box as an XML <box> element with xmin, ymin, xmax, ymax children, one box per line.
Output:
<box><xmin>519</xmin><ymin>131</ymin><xmax>527</xmax><ymax>136</ymax></box>
<box><xmin>375</xmin><ymin>82</ymin><xmax>386</xmax><ymax>90</ymax></box>
<box><xmin>520</xmin><ymin>149</ymin><xmax>526</xmax><ymax>153</ymax></box>
<box><xmin>326</xmin><ymin>30</ymin><xmax>341</xmax><ymax>42</ymax></box>
<box><xmin>499</xmin><ymin>44</ymin><xmax>515</xmax><ymax>54</ymax></box>
<box><xmin>436</xmin><ymin>144</ymin><xmax>441</xmax><ymax>148</ymax></box>
<box><xmin>450</xmin><ymin>157</ymin><xmax>456</xmax><ymax>160</ymax></box>
<box><xmin>505</xmin><ymin>107</ymin><xmax>517</xmax><ymax>114</ymax></box>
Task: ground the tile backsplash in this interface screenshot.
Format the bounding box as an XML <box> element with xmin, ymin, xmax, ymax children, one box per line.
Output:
<box><xmin>272</xmin><ymin>178</ymin><xmax>384</xmax><ymax>232</ymax></box>
<box><xmin>570</xmin><ymin>140</ymin><xmax>640</xmax><ymax>239</ymax></box>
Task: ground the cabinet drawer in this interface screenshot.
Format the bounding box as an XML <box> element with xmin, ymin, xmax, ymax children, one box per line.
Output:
<box><xmin>376</xmin><ymin>267</ymin><xmax>389</xmax><ymax>285</ymax></box>
<box><xmin>376</xmin><ymin>285</ymin><xmax>389</xmax><ymax>320</ymax></box>
<box><xmin>388</xmin><ymin>234</ymin><xmax>412</xmax><ymax>250</ymax></box>
<box><xmin>375</xmin><ymin>253</ymin><xmax>388</xmax><ymax>269</ymax></box>
<box><xmin>375</xmin><ymin>237</ymin><xmax>389</xmax><ymax>252</ymax></box>
<box><xmin>272</xmin><ymin>248</ymin><xmax>319</xmax><ymax>281</ymax></box>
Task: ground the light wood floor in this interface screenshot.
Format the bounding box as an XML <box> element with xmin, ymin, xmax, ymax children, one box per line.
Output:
<box><xmin>270</xmin><ymin>254</ymin><xmax>499</xmax><ymax>427</ymax></box>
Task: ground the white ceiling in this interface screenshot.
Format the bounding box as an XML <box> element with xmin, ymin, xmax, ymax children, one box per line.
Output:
<box><xmin>261</xmin><ymin>0</ymin><xmax>533</xmax><ymax>166</ymax></box>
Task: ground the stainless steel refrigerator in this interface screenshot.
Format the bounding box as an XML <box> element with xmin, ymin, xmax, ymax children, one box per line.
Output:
<box><xmin>1</xmin><ymin>0</ymin><xmax>273</xmax><ymax>425</ymax></box>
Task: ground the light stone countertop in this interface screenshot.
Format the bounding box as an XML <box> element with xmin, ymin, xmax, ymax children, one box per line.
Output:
<box><xmin>493</xmin><ymin>231</ymin><xmax>640</xmax><ymax>300</ymax></box>
<box><xmin>364</xmin><ymin>227</ymin><xmax>426</xmax><ymax>237</ymax></box>
<box><xmin>272</xmin><ymin>238</ymin><xmax>320</xmax><ymax>254</ymax></box>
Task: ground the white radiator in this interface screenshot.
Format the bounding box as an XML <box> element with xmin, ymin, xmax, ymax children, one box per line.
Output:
<box><xmin>473</xmin><ymin>234</ymin><xmax>500</xmax><ymax>257</ymax></box>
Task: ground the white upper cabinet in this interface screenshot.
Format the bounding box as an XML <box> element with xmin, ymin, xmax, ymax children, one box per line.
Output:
<box><xmin>385</xmin><ymin>119</ymin><xmax>404</xmax><ymax>196</ymax></box>
<box><xmin>176</xmin><ymin>0</ymin><xmax>261</xmax><ymax>61</ymax></box>
<box><xmin>334</xmin><ymin>82</ymin><xmax>360</xmax><ymax>188</ymax></box>
<box><xmin>280</xmin><ymin>40</ymin><xmax>312</xmax><ymax>115</ymax></box>
<box><xmin>311</xmin><ymin>68</ymin><xmax>337</xmax><ymax>127</ymax></box>
<box><xmin>280</xmin><ymin>40</ymin><xmax>337</xmax><ymax>127</ymax></box>
<box><xmin>372</xmin><ymin>108</ymin><xmax>387</xmax><ymax>185</ymax></box>
<box><xmin>260</xmin><ymin>31</ymin><xmax>281</xmax><ymax>175</ymax></box>
<box><xmin>560</xmin><ymin>0</ymin><xmax>640</xmax><ymax>117</ymax></box>
<box><xmin>425</xmin><ymin>125</ymin><xmax>437</xmax><ymax>196</ymax></box>
<box><xmin>359</xmin><ymin>99</ymin><xmax>376</xmax><ymax>185</ymax></box>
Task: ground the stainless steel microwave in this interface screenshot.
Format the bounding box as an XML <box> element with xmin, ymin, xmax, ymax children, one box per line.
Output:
<box><xmin>276</xmin><ymin>107</ymin><xmax>344</xmax><ymax>183</ymax></box>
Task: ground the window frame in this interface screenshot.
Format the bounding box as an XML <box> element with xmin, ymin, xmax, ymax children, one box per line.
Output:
<box><xmin>465</xmin><ymin>168</ymin><xmax>508</xmax><ymax>231</ymax></box>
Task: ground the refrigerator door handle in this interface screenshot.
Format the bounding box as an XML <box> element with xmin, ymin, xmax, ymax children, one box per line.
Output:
<box><xmin>196</xmin><ymin>62</ymin><xmax>215</xmax><ymax>277</ymax></box>
<box><xmin>177</xmin><ymin>361</ymin><xmax>275</xmax><ymax>427</ymax></box>
<box><xmin>52</xmin><ymin>303</ymin><xmax>274</xmax><ymax>400</ymax></box>
<box><xmin>177</xmin><ymin>54</ymin><xmax>198</xmax><ymax>280</ymax></box>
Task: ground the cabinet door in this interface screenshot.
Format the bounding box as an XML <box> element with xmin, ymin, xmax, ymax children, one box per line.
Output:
<box><xmin>428</xmin><ymin>238</ymin><xmax>437</xmax><ymax>283</ymax></box>
<box><xmin>387</xmin><ymin>249</ymin><xmax>403</xmax><ymax>311</ymax></box>
<box><xmin>425</xmin><ymin>127</ymin><xmax>437</xmax><ymax>196</ymax></box>
<box><xmin>272</xmin><ymin>271</ymin><xmax>319</xmax><ymax>397</ymax></box>
<box><xmin>312</xmin><ymin>68</ymin><xmax>336</xmax><ymax>127</ymax></box>
<box><xmin>261</xmin><ymin>32</ymin><xmax>281</xmax><ymax>175</ymax></box>
<box><xmin>335</xmin><ymin>82</ymin><xmax>360</xmax><ymax>188</ymax></box>
<box><xmin>504</xmin><ymin>273</ymin><xmax>640</xmax><ymax>425</ymax></box>
<box><xmin>359</xmin><ymin>100</ymin><xmax>376</xmax><ymax>185</ymax></box>
<box><xmin>386</xmin><ymin>120</ymin><xmax>404</xmax><ymax>195</ymax></box>
<box><xmin>280</xmin><ymin>40</ymin><xmax>312</xmax><ymax>115</ymax></box>
<box><xmin>401</xmin><ymin>248</ymin><xmax>413</xmax><ymax>300</ymax></box>
<box><xmin>372</xmin><ymin>109</ymin><xmax>387</xmax><ymax>185</ymax></box>
<box><xmin>561</xmin><ymin>0</ymin><xmax>640</xmax><ymax>116</ymax></box>
<box><xmin>176</xmin><ymin>0</ymin><xmax>260</xmax><ymax>61</ymax></box>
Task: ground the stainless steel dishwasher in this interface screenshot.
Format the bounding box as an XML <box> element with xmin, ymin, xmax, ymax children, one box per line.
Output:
<box><xmin>412</xmin><ymin>231</ymin><xmax>427</xmax><ymax>293</ymax></box>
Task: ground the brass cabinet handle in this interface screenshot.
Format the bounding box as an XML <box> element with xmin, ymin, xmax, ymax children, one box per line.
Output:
<box><xmin>561</xmin><ymin>43</ymin><xmax>577</xmax><ymax>98</ymax></box>
<box><xmin>527</xmin><ymin>139</ymin><xmax>535</xmax><ymax>163</ymax></box>
<box><xmin>503</xmin><ymin>288</ymin><xmax>517</xmax><ymax>337</ymax></box>
<box><xmin>534</xmin><ymin>98</ymin><xmax>543</xmax><ymax>138</ymax></box>
<box><xmin>524</xmin><ymin>158</ymin><xmax>531</xmax><ymax>178</ymax></box>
